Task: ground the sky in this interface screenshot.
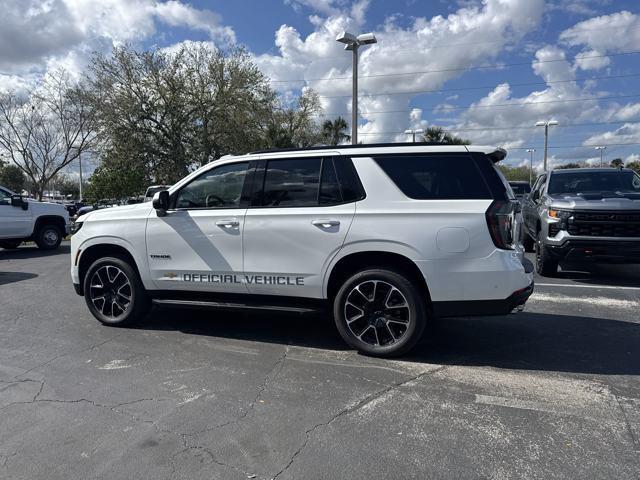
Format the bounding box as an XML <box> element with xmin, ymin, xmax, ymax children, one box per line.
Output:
<box><xmin>1</xmin><ymin>0</ymin><xmax>640</xmax><ymax>174</ymax></box>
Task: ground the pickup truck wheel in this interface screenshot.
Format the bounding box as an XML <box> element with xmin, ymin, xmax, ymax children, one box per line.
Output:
<box><xmin>35</xmin><ymin>224</ymin><xmax>62</xmax><ymax>250</ymax></box>
<box><xmin>0</xmin><ymin>240</ymin><xmax>22</xmax><ymax>249</ymax></box>
<box><xmin>523</xmin><ymin>233</ymin><xmax>535</xmax><ymax>253</ymax></box>
<box><xmin>84</xmin><ymin>256</ymin><xmax>150</xmax><ymax>326</ymax></box>
<box><xmin>333</xmin><ymin>269</ymin><xmax>427</xmax><ymax>358</ymax></box>
<box><xmin>535</xmin><ymin>232</ymin><xmax>558</xmax><ymax>276</ymax></box>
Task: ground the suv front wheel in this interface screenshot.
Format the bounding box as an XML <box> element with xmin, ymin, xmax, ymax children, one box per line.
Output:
<box><xmin>84</xmin><ymin>256</ymin><xmax>150</xmax><ymax>326</ymax></box>
<box><xmin>333</xmin><ymin>269</ymin><xmax>427</xmax><ymax>357</ymax></box>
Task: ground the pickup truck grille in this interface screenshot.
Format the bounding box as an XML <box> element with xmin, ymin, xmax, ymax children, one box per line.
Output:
<box><xmin>568</xmin><ymin>211</ymin><xmax>640</xmax><ymax>237</ymax></box>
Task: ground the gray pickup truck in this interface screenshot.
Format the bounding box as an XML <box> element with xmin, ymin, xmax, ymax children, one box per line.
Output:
<box><xmin>522</xmin><ymin>168</ymin><xmax>640</xmax><ymax>276</ymax></box>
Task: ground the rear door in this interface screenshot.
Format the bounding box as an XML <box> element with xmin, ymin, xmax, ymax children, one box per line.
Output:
<box><xmin>242</xmin><ymin>155</ymin><xmax>357</xmax><ymax>299</ymax></box>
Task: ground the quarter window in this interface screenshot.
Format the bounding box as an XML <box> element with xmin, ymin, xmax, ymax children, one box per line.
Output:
<box><xmin>175</xmin><ymin>162</ymin><xmax>250</xmax><ymax>209</ymax></box>
<box><xmin>374</xmin><ymin>155</ymin><xmax>491</xmax><ymax>200</ymax></box>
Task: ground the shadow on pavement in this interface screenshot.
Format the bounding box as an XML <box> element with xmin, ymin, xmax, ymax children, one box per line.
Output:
<box><xmin>0</xmin><ymin>271</ymin><xmax>38</xmax><ymax>285</ymax></box>
<box><xmin>0</xmin><ymin>244</ymin><xmax>70</xmax><ymax>259</ymax></box>
<box><xmin>135</xmin><ymin>307</ymin><xmax>639</xmax><ymax>376</ymax></box>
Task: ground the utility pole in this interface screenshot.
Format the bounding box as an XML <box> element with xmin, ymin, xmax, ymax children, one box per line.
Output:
<box><xmin>595</xmin><ymin>146</ymin><xmax>606</xmax><ymax>167</ymax></box>
<box><xmin>535</xmin><ymin>120</ymin><xmax>558</xmax><ymax>171</ymax></box>
<box><xmin>526</xmin><ymin>148</ymin><xmax>536</xmax><ymax>185</ymax></box>
<box><xmin>336</xmin><ymin>32</ymin><xmax>377</xmax><ymax>145</ymax></box>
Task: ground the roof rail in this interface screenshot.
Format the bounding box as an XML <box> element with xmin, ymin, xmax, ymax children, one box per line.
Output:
<box><xmin>248</xmin><ymin>142</ymin><xmax>458</xmax><ymax>155</ymax></box>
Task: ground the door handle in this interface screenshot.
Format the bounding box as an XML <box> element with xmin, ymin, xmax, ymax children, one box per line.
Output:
<box><xmin>216</xmin><ymin>219</ymin><xmax>239</xmax><ymax>228</ymax></box>
<box><xmin>311</xmin><ymin>219</ymin><xmax>340</xmax><ymax>228</ymax></box>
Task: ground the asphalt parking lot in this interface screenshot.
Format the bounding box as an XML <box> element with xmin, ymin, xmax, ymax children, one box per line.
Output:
<box><xmin>1</xmin><ymin>242</ymin><xmax>639</xmax><ymax>479</ymax></box>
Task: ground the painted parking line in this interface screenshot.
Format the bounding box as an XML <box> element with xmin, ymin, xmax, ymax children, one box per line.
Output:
<box><xmin>529</xmin><ymin>293</ymin><xmax>638</xmax><ymax>309</ymax></box>
<box><xmin>535</xmin><ymin>283</ymin><xmax>640</xmax><ymax>291</ymax></box>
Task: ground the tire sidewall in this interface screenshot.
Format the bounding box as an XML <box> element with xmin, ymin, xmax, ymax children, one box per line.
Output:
<box><xmin>535</xmin><ymin>231</ymin><xmax>557</xmax><ymax>276</ymax></box>
<box><xmin>333</xmin><ymin>269</ymin><xmax>427</xmax><ymax>357</ymax></box>
<box><xmin>83</xmin><ymin>256</ymin><xmax>147</xmax><ymax>326</ymax></box>
<box><xmin>36</xmin><ymin>224</ymin><xmax>61</xmax><ymax>250</ymax></box>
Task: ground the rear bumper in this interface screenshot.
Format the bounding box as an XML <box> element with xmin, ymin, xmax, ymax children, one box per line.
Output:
<box><xmin>432</xmin><ymin>281</ymin><xmax>534</xmax><ymax>318</ymax></box>
<box><xmin>432</xmin><ymin>282</ymin><xmax>534</xmax><ymax>318</ymax></box>
<box><xmin>545</xmin><ymin>240</ymin><xmax>640</xmax><ymax>263</ymax></box>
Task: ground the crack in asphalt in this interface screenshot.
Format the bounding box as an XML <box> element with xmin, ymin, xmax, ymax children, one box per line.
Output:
<box><xmin>614</xmin><ymin>394</ymin><xmax>640</xmax><ymax>451</ymax></box>
<box><xmin>271</xmin><ymin>364</ymin><xmax>448</xmax><ymax>479</ymax></box>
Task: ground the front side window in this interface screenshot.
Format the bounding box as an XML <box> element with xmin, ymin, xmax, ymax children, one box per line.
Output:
<box><xmin>175</xmin><ymin>162</ymin><xmax>250</xmax><ymax>209</ymax></box>
<box><xmin>374</xmin><ymin>154</ymin><xmax>491</xmax><ymax>200</ymax></box>
<box><xmin>0</xmin><ymin>188</ymin><xmax>11</xmax><ymax>205</ymax></box>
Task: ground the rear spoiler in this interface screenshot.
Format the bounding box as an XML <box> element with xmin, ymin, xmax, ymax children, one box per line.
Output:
<box><xmin>487</xmin><ymin>148</ymin><xmax>507</xmax><ymax>163</ymax></box>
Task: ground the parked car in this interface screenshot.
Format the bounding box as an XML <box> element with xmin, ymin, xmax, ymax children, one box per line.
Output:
<box><xmin>522</xmin><ymin>168</ymin><xmax>640</xmax><ymax>275</ymax></box>
<box><xmin>0</xmin><ymin>185</ymin><xmax>70</xmax><ymax>250</ymax></box>
<box><xmin>70</xmin><ymin>143</ymin><xmax>533</xmax><ymax>357</ymax></box>
<box><xmin>509</xmin><ymin>181</ymin><xmax>531</xmax><ymax>201</ymax></box>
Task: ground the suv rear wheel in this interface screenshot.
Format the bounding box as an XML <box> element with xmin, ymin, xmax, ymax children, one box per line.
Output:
<box><xmin>333</xmin><ymin>269</ymin><xmax>427</xmax><ymax>357</ymax></box>
<box><xmin>84</xmin><ymin>256</ymin><xmax>150</xmax><ymax>326</ymax></box>
<box><xmin>535</xmin><ymin>231</ymin><xmax>558</xmax><ymax>276</ymax></box>
<box><xmin>35</xmin><ymin>224</ymin><xmax>62</xmax><ymax>250</ymax></box>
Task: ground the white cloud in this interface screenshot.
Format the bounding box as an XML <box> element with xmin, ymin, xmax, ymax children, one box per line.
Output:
<box><xmin>560</xmin><ymin>10</ymin><xmax>640</xmax><ymax>70</ymax></box>
<box><xmin>583</xmin><ymin>122</ymin><xmax>640</xmax><ymax>146</ymax></box>
<box><xmin>256</xmin><ymin>0</ymin><xmax>545</xmax><ymax>142</ymax></box>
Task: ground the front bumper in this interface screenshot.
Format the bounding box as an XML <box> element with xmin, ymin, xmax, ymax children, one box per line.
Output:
<box><xmin>545</xmin><ymin>239</ymin><xmax>640</xmax><ymax>263</ymax></box>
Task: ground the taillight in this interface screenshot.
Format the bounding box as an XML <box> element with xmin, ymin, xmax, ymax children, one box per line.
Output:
<box><xmin>486</xmin><ymin>200</ymin><xmax>516</xmax><ymax>250</ymax></box>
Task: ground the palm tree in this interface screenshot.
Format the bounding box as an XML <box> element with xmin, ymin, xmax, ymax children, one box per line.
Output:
<box><xmin>422</xmin><ymin>126</ymin><xmax>470</xmax><ymax>145</ymax></box>
<box><xmin>321</xmin><ymin>117</ymin><xmax>351</xmax><ymax>146</ymax></box>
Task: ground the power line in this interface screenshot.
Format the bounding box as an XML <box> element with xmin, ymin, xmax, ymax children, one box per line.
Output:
<box><xmin>268</xmin><ymin>50</ymin><xmax>640</xmax><ymax>84</ymax></box>
<box><xmin>313</xmin><ymin>93</ymin><xmax>640</xmax><ymax>116</ymax></box>
<box><xmin>317</xmin><ymin>72</ymin><xmax>640</xmax><ymax>99</ymax></box>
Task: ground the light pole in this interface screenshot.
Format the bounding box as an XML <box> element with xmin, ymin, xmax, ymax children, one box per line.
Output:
<box><xmin>404</xmin><ymin>128</ymin><xmax>424</xmax><ymax>143</ymax></box>
<box><xmin>535</xmin><ymin>120</ymin><xmax>558</xmax><ymax>171</ymax></box>
<box><xmin>78</xmin><ymin>151</ymin><xmax>83</xmax><ymax>202</ymax></box>
<box><xmin>525</xmin><ymin>148</ymin><xmax>536</xmax><ymax>185</ymax></box>
<box><xmin>336</xmin><ymin>31</ymin><xmax>377</xmax><ymax>145</ymax></box>
<box><xmin>594</xmin><ymin>146</ymin><xmax>607</xmax><ymax>167</ymax></box>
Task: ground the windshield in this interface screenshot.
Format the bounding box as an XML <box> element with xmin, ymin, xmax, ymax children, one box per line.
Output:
<box><xmin>548</xmin><ymin>170</ymin><xmax>640</xmax><ymax>195</ymax></box>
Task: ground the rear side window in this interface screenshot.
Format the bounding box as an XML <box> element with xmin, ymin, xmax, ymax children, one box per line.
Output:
<box><xmin>261</xmin><ymin>158</ymin><xmax>321</xmax><ymax>207</ymax></box>
<box><xmin>374</xmin><ymin>154</ymin><xmax>491</xmax><ymax>200</ymax></box>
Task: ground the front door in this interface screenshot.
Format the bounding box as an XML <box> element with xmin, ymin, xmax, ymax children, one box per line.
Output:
<box><xmin>242</xmin><ymin>155</ymin><xmax>355</xmax><ymax>298</ymax></box>
<box><xmin>145</xmin><ymin>161</ymin><xmax>252</xmax><ymax>293</ymax></box>
<box><xmin>0</xmin><ymin>189</ymin><xmax>32</xmax><ymax>239</ymax></box>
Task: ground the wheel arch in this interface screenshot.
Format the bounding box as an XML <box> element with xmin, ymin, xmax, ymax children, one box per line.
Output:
<box><xmin>77</xmin><ymin>241</ymin><xmax>144</xmax><ymax>294</ymax></box>
<box><xmin>325</xmin><ymin>249</ymin><xmax>432</xmax><ymax>305</ymax></box>
<box><xmin>33</xmin><ymin>215</ymin><xmax>66</xmax><ymax>237</ymax></box>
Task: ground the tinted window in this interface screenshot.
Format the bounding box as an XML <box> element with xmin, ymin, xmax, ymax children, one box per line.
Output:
<box><xmin>319</xmin><ymin>159</ymin><xmax>342</xmax><ymax>205</ymax></box>
<box><xmin>336</xmin><ymin>158</ymin><xmax>365</xmax><ymax>202</ymax></box>
<box><xmin>0</xmin><ymin>189</ymin><xmax>10</xmax><ymax>205</ymax></box>
<box><xmin>176</xmin><ymin>162</ymin><xmax>249</xmax><ymax>209</ymax></box>
<box><xmin>375</xmin><ymin>155</ymin><xmax>491</xmax><ymax>200</ymax></box>
<box><xmin>509</xmin><ymin>183</ymin><xmax>531</xmax><ymax>195</ymax></box>
<box><xmin>262</xmin><ymin>158</ymin><xmax>321</xmax><ymax>207</ymax></box>
<box><xmin>548</xmin><ymin>170</ymin><xmax>640</xmax><ymax>194</ymax></box>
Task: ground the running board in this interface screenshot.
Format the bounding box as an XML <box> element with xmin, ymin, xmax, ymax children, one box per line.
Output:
<box><xmin>152</xmin><ymin>298</ymin><xmax>320</xmax><ymax>314</ymax></box>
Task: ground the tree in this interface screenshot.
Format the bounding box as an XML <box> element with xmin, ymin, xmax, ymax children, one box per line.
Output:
<box><xmin>610</xmin><ymin>158</ymin><xmax>623</xmax><ymax>168</ymax></box>
<box><xmin>555</xmin><ymin>162</ymin><xmax>583</xmax><ymax>169</ymax></box>
<box><xmin>0</xmin><ymin>71</ymin><xmax>95</xmax><ymax>200</ymax></box>
<box><xmin>422</xmin><ymin>126</ymin><xmax>470</xmax><ymax>145</ymax></box>
<box><xmin>82</xmin><ymin>43</ymin><xmax>276</xmax><ymax>199</ymax></box>
<box><xmin>498</xmin><ymin>165</ymin><xmax>533</xmax><ymax>182</ymax></box>
<box><xmin>84</xmin><ymin>157</ymin><xmax>146</xmax><ymax>203</ymax></box>
<box><xmin>321</xmin><ymin>117</ymin><xmax>350</xmax><ymax>146</ymax></box>
<box><xmin>627</xmin><ymin>161</ymin><xmax>640</xmax><ymax>175</ymax></box>
<box><xmin>0</xmin><ymin>159</ymin><xmax>26</xmax><ymax>192</ymax></box>
<box><xmin>262</xmin><ymin>90</ymin><xmax>323</xmax><ymax>149</ymax></box>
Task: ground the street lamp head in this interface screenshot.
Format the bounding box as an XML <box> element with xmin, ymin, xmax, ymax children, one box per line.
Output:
<box><xmin>404</xmin><ymin>129</ymin><xmax>413</xmax><ymax>135</ymax></box>
<box><xmin>356</xmin><ymin>32</ymin><xmax>377</xmax><ymax>45</ymax></box>
<box><xmin>336</xmin><ymin>31</ymin><xmax>358</xmax><ymax>45</ymax></box>
<box><xmin>526</xmin><ymin>148</ymin><xmax>536</xmax><ymax>153</ymax></box>
<box><xmin>547</xmin><ymin>120</ymin><xmax>559</xmax><ymax>126</ymax></box>
<box><xmin>414</xmin><ymin>128</ymin><xmax>424</xmax><ymax>134</ymax></box>
<box><xmin>535</xmin><ymin>121</ymin><xmax>546</xmax><ymax>127</ymax></box>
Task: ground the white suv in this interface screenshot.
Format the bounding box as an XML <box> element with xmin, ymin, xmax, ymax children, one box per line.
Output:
<box><xmin>0</xmin><ymin>186</ymin><xmax>70</xmax><ymax>250</ymax></box>
<box><xmin>70</xmin><ymin>144</ymin><xmax>533</xmax><ymax>357</ymax></box>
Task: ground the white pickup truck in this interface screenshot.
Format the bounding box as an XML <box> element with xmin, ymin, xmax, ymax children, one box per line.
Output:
<box><xmin>0</xmin><ymin>185</ymin><xmax>70</xmax><ymax>250</ymax></box>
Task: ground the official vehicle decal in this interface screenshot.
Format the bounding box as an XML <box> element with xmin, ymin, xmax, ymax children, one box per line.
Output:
<box><xmin>161</xmin><ymin>272</ymin><xmax>305</xmax><ymax>286</ymax></box>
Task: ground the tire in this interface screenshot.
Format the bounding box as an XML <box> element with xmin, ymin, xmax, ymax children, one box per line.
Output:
<box><xmin>333</xmin><ymin>268</ymin><xmax>427</xmax><ymax>357</ymax></box>
<box><xmin>535</xmin><ymin>231</ymin><xmax>558</xmax><ymax>276</ymax></box>
<box><xmin>522</xmin><ymin>233</ymin><xmax>535</xmax><ymax>253</ymax></box>
<box><xmin>83</xmin><ymin>256</ymin><xmax>150</xmax><ymax>326</ymax></box>
<box><xmin>35</xmin><ymin>224</ymin><xmax>62</xmax><ymax>250</ymax></box>
<box><xmin>0</xmin><ymin>240</ymin><xmax>22</xmax><ymax>249</ymax></box>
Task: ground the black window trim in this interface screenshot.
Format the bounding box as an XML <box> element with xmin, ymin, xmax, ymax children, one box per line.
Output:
<box><xmin>249</xmin><ymin>155</ymin><xmax>365</xmax><ymax>209</ymax></box>
<box><xmin>169</xmin><ymin>160</ymin><xmax>257</xmax><ymax>211</ymax></box>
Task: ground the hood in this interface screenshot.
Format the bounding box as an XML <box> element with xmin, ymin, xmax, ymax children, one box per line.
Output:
<box><xmin>82</xmin><ymin>202</ymin><xmax>153</xmax><ymax>222</ymax></box>
<box><xmin>547</xmin><ymin>192</ymin><xmax>640</xmax><ymax>211</ymax></box>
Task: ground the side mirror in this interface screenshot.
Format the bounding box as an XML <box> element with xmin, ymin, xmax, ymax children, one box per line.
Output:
<box><xmin>152</xmin><ymin>190</ymin><xmax>170</xmax><ymax>216</ymax></box>
<box><xmin>11</xmin><ymin>195</ymin><xmax>28</xmax><ymax>210</ymax></box>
